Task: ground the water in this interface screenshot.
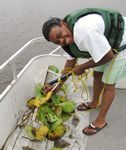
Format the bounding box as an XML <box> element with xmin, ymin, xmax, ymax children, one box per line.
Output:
<box><xmin>0</xmin><ymin>0</ymin><xmax>126</xmax><ymax>93</ymax></box>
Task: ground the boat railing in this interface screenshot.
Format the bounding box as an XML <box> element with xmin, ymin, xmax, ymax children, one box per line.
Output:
<box><xmin>0</xmin><ymin>37</ymin><xmax>62</xmax><ymax>98</ymax></box>
<box><xmin>0</xmin><ymin>37</ymin><xmax>60</xmax><ymax>80</ymax></box>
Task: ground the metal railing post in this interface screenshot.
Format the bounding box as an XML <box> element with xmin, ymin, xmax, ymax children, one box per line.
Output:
<box><xmin>9</xmin><ymin>60</ymin><xmax>17</xmax><ymax>80</ymax></box>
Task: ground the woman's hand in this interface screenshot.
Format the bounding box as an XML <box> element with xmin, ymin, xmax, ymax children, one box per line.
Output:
<box><xmin>73</xmin><ymin>64</ymin><xmax>85</xmax><ymax>75</ymax></box>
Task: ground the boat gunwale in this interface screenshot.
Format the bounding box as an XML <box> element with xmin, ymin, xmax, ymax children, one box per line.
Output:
<box><xmin>0</xmin><ymin>37</ymin><xmax>64</xmax><ymax>100</ymax></box>
<box><xmin>0</xmin><ymin>53</ymin><xmax>68</xmax><ymax>101</ymax></box>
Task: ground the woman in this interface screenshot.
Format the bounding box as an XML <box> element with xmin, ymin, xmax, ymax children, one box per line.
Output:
<box><xmin>42</xmin><ymin>8</ymin><xmax>126</xmax><ymax>135</ymax></box>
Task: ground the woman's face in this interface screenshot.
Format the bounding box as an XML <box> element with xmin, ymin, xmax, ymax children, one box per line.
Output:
<box><xmin>48</xmin><ymin>21</ymin><xmax>74</xmax><ymax>46</ymax></box>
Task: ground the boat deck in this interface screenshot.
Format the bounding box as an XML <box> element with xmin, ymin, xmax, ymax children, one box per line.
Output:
<box><xmin>86</xmin><ymin>87</ymin><xmax>126</xmax><ymax>150</ymax></box>
<box><xmin>3</xmin><ymin>73</ymin><xmax>90</xmax><ymax>150</ymax></box>
<box><xmin>3</xmin><ymin>85</ymin><xmax>126</xmax><ymax>150</ymax></box>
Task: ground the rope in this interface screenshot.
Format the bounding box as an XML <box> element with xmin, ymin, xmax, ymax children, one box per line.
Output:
<box><xmin>96</xmin><ymin>49</ymin><xmax>118</xmax><ymax>107</ymax></box>
<box><xmin>61</xmin><ymin>66</ymin><xmax>90</xmax><ymax>101</ymax></box>
<box><xmin>60</xmin><ymin>50</ymin><xmax>118</xmax><ymax>110</ymax></box>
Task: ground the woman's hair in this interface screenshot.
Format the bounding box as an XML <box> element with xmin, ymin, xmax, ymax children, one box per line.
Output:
<box><xmin>42</xmin><ymin>17</ymin><xmax>61</xmax><ymax>41</ymax></box>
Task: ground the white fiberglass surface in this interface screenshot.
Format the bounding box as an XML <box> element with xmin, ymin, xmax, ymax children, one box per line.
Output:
<box><xmin>2</xmin><ymin>56</ymin><xmax>90</xmax><ymax>150</ymax></box>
